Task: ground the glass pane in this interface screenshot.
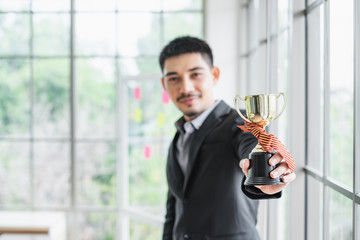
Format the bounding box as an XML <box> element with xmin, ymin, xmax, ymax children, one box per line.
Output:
<box><xmin>75</xmin><ymin>0</ymin><xmax>116</xmax><ymax>11</ymax></box>
<box><xmin>0</xmin><ymin>59</ymin><xmax>30</xmax><ymax>137</ymax></box>
<box><xmin>129</xmin><ymin>142</ymin><xmax>166</xmax><ymax>215</ymax></box>
<box><xmin>33</xmin><ymin>14</ymin><xmax>70</xmax><ymax>56</ymax></box>
<box><xmin>130</xmin><ymin>218</ymin><xmax>162</xmax><ymax>240</ymax></box>
<box><xmin>32</xmin><ymin>0</ymin><xmax>70</xmax><ymax>12</ymax></box>
<box><xmin>0</xmin><ymin>142</ymin><xmax>30</xmax><ymax>207</ymax></box>
<box><xmin>118</xmin><ymin>58</ymin><xmax>160</xmax><ymax>76</ymax></box>
<box><xmin>307</xmin><ymin>0</ymin><xmax>317</xmax><ymax>6</ymax></box>
<box><xmin>75</xmin><ymin>13</ymin><xmax>116</xmax><ymax>56</ymax></box>
<box><xmin>259</xmin><ymin>0</ymin><xmax>266</xmax><ymax>41</ymax></box>
<box><xmin>163</xmin><ymin>13</ymin><xmax>203</xmax><ymax>44</ymax></box>
<box><xmin>329</xmin><ymin>188</ymin><xmax>353</xmax><ymax>239</ymax></box>
<box><xmin>0</xmin><ymin>0</ymin><xmax>29</xmax><ymax>11</ymax></box>
<box><xmin>274</xmin><ymin>31</ymin><xmax>289</xmax><ymax>146</ymax></box>
<box><xmin>127</xmin><ymin>78</ymin><xmax>160</xmax><ymax>138</ymax></box>
<box><xmin>248</xmin><ymin>45</ymin><xmax>266</xmax><ymax>94</ymax></box>
<box><xmin>77</xmin><ymin>142</ymin><xmax>116</xmax><ymax>206</ymax></box>
<box><xmin>0</xmin><ymin>13</ymin><xmax>30</xmax><ymax>55</ymax></box>
<box><xmin>34</xmin><ymin>142</ymin><xmax>70</xmax><ymax>207</ymax></box>
<box><xmin>76</xmin><ymin>58</ymin><xmax>116</xmax><ymax>138</ymax></box>
<box><xmin>118</xmin><ymin>0</ymin><xmax>161</xmax><ymax>11</ymax></box>
<box><xmin>163</xmin><ymin>0</ymin><xmax>202</xmax><ymax>11</ymax></box>
<box><xmin>118</xmin><ymin>13</ymin><xmax>161</xmax><ymax>57</ymax></box>
<box><xmin>247</xmin><ymin>0</ymin><xmax>260</xmax><ymax>50</ymax></box>
<box><xmin>127</xmin><ymin>78</ymin><xmax>179</xmax><ymax>139</ymax></box>
<box><xmin>278</xmin><ymin>0</ymin><xmax>289</xmax><ymax>29</ymax></box>
<box><xmin>276</xmin><ymin>31</ymin><xmax>289</xmax><ymax>90</ymax></box>
<box><xmin>268</xmin><ymin>11</ymin><xmax>278</xmax><ymax>85</ymax></box>
<box><xmin>33</xmin><ymin>58</ymin><xmax>70</xmax><ymax>138</ymax></box>
<box><xmin>161</xmin><ymin>105</ymin><xmax>180</xmax><ymax>138</ymax></box>
<box><xmin>329</xmin><ymin>0</ymin><xmax>354</xmax><ymax>187</ymax></box>
<box><xmin>276</xmin><ymin>188</ymin><xmax>288</xmax><ymax>240</ymax></box>
<box><xmin>307</xmin><ymin>176</ymin><xmax>323</xmax><ymax>240</ymax></box>
<box><xmin>269</xmin><ymin>0</ymin><xmax>278</xmax><ymax>35</ymax></box>
<box><xmin>307</xmin><ymin>5</ymin><xmax>324</xmax><ymax>171</ymax></box>
<box><xmin>77</xmin><ymin>212</ymin><xmax>116</xmax><ymax>240</ymax></box>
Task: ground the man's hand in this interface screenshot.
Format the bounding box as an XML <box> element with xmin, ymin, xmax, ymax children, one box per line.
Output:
<box><xmin>239</xmin><ymin>152</ymin><xmax>296</xmax><ymax>195</ymax></box>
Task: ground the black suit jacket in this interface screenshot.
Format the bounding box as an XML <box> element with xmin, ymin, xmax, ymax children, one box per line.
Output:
<box><xmin>163</xmin><ymin>101</ymin><xmax>280</xmax><ymax>240</ymax></box>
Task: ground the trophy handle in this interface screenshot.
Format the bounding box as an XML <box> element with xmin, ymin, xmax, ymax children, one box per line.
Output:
<box><xmin>234</xmin><ymin>95</ymin><xmax>252</xmax><ymax>123</ymax></box>
<box><xmin>273</xmin><ymin>92</ymin><xmax>287</xmax><ymax>121</ymax></box>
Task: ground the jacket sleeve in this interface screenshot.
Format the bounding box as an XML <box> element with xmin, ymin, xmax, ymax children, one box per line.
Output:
<box><xmin>162</xmin><ymin>190</ymin><xmax>175</xmax><ymax>240</ymax></box>
<box><xmin>241</xmin><ymin>176</ymin><xmax>282</xmax><ymax>199</ymax></box>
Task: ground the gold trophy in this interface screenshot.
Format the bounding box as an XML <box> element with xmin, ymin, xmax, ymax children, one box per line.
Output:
<box><xmin>234</xmin><ymin>93</ymin><xmax>287</xmax><ymax>185</ymax></box>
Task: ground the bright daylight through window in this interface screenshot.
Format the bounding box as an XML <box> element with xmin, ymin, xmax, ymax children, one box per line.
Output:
<box><xmin>0</xmin><ymin>0</ymin><xmax>203</xmax><ymax>239</ymax></box>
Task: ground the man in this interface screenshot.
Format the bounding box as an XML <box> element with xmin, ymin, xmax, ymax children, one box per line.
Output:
<box><xmin>159</xmin><ymin>36</ymin><xmax>296</xmax><ymax>240</ymax></box>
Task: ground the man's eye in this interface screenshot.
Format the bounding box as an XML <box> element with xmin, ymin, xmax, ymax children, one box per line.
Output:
<box><xmin>192</xmin><ymin>73</ymin><xmax>201</xmax><ymax>77</ymax></box>
<box><xmin>168</xmin><ymin>77</ymin><xmax>178</xmax><ymax>81</ymax></box>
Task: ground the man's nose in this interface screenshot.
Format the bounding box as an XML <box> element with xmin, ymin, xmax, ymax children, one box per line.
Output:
<box><xmin>179</xmin><ymin>77</ymin><xmax>194</xmax><ymax>93</ymax></box>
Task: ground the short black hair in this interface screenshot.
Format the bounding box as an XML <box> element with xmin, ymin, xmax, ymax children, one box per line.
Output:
<box><xmin>159</xmin><ymin>36</ymin><xmax>214</xmax><ymax>72</ymax></box>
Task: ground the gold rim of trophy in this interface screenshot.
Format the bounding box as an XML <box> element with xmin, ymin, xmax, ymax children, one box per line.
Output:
<box><xmin>234</xmin><ymin>92</ymin><xmax>287</xmax><ymax>125</ymax></box>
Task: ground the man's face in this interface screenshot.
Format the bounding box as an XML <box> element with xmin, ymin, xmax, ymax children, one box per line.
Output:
<box><xmin>161</xmin><ymin>53</ymin><xmax>220</xmax><ymax>121</ymax></box>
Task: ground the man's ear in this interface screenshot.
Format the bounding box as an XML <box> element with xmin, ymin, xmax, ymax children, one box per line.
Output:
<box><xmin>212</xmin><ymin>66</ymin><xmax>220</xmax><ymax>85</ymax></box>
<box><xmin>161</xmin><ymin>77</ymin><xmax>166</xmax><ymax>90</ymax></box>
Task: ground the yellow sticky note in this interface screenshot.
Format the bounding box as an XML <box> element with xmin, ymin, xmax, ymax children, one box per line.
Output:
<box><xmin>134</xmin><ymin>108</ymin><xmax>142</xmax><ymax>122</ymax></box>
<box><xmin>158</xmin><ymin>112</ymin><xmax>165</xmax><ymax>127</ymax></box>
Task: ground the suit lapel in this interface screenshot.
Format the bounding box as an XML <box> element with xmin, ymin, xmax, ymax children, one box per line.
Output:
<box><xmin>182</xmin><ymin>101</ymin><xmax>231</xmax><ymax>192</ymax></box>
<box><xmin>166</xmin><ymin>132</ymin><xmax>185</xmax><ymax>199</ymax></box>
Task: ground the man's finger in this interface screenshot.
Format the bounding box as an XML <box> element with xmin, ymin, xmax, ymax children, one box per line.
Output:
<box><xmin>239</xmin><ymin>158</ymin><xmax>250</xmax><ymax>177</ymax></box>
<box><xmin>282</xmin><ymin>172</ymin><xmax>296</xmax><ymax>183</ymax></box>
<box><xmin>270</xmin><ymin>162</ymin><xmax>288</xmax><ymax>178</ymax></box>
<box><xmin>268</xmin><ymin>152</ymin><xmax>283</xmax><ymax>166</ymax></box>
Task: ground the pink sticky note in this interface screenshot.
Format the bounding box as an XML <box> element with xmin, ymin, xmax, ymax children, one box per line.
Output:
<box><xmin>134</xmin><ymin>87</ymin><xmax>141</xmax><ymax>100</ymax></box>
<box><xmin>162</xmin><ymin>90</ymin><xmax>170</xmax><ymax>104</ymax></box>
<box><xmin>144</xmin><ymin>145</ymin><xmax>151</xmax><ymax>159</ymax></box>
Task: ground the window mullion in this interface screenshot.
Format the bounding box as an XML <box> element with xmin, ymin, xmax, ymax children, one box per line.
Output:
<box><xmin>353</xmin><ymin>1</ymin><xmax>360</xmax><ymax>240</ymax></box>
<box><xmin>29</xmin><ymin>0</ymin><xmax>35</xmax><ymax>211</ymax></box>
<box><xmin>322</xmin><ymin>0</ymin><xmax>330</xmax><ymax>239</ymax></box>
<box><xmin>69</xmin><ymin>0</ymin><xmax>77</xmax><ymax>238</ymax></box>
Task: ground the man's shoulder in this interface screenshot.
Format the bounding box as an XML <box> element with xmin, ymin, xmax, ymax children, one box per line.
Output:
<box><xmin>214</xmin><ymin>100</ymin><xmax>245</xmax><ymax>124</ymax></box>
<box><xmin>212</xmin><ymin>100</ymin><xmax>233</xmax><ymax>116</ymax></box>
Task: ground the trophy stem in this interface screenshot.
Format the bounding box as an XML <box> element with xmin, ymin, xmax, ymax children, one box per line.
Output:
<box><xmin>251</xmin><ymin>126</ymin><xmax>268</xmax><ymax>153</ymax></box>
<box><xmin>252</xmin><ymin>144</ymin><xmax>266</xmax><ymax>153</ymax></box>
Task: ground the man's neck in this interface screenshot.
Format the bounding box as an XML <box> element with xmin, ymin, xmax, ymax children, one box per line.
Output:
<box><xmin>184</xmin><ymin>100</ymin><xmax>216</xmax><ymax>122</ymax></box>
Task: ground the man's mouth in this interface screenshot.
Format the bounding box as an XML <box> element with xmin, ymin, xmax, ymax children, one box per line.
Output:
<box><xmin>177</xmin><ymin>94</ymin><xmax>201</xmax><ymax>105</ymax></box>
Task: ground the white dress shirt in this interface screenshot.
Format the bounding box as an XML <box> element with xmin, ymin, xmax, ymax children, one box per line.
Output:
<box><xmin>175</xmin><ymin>100</ymin><xmax>220</xmax><ymax>174</ymax></box>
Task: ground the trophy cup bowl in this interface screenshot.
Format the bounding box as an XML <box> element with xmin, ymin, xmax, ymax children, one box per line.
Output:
<box><xmin>234</xmin><ymin>93</ymin><xmax>287</xmax><ymax>186</ymax></box>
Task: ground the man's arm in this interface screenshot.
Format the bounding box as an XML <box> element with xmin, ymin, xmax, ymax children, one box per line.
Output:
<box><xmin>162</xmin><ymin>190</ymin><xmax>175</xmax><ymax>240</ymax></box>
<box><xmin>233</xmin><ymin>121</ymin><xmax>296</xmax><ymax>198</ymax></box>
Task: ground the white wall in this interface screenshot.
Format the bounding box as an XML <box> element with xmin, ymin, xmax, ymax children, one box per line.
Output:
<box><xmin>205</xmin><ymin>0</ymin><xmax>240</xmax><ymax>106</ymax></box>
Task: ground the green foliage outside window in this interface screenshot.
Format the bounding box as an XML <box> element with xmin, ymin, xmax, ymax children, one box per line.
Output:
<box><xmin>0</xmin><ymin>59</ymin><xmax>30</xmax><ymax>136</ymax></box>
<box><xmin>0</xmin><ymin>0</ymin><xmax>203</xmax><ymax>239</ymax></box>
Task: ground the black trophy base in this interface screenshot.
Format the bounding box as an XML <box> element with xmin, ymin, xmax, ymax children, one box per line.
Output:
<box><xmin>244</xmin><ymin>152</ymin><xmax>285</xmax><ymax>186</ymax></box>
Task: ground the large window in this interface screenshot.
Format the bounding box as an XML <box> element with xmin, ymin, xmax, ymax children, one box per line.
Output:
<box><xmin>240</xmin><ymin>0</ymin><xmax>293</xmax><ymax>238</ymax></box>
<box><xmin>305</xmin><ymin>0</ymin><xmax>359</xmax><ymax>239</ymax></box>
<box><xmin>240</xmin><ymin>0</ymin><xmax>359</xmax><ymax>239</ymax></box>
<box><xmin>0</xmin><ymin>0</ymin><xmax>203</xmax><ymax>239</ymax></box>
